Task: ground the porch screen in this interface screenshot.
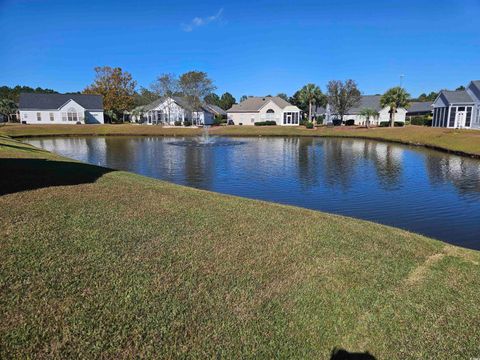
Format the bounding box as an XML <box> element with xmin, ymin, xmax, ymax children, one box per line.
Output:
<box><xmin>449</xmin><ymin>107</ymin><xmax>456</xmax><ymax>127</ymax></box>
<box><xmin>466</xmin><ymin>107</ymin><xmax>472</xmax><ymax>127</ymax></box>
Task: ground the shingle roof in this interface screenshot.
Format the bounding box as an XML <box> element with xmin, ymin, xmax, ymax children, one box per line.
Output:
<box><xmin>407</xmin><ymin>101</ymin><xmax>433</xmax><ymax>113</ymax></box>
<box><xmin>440</xmin><ymin>90</ymin><xmax>474</xmax><ymax>104</ymax></box>
<box><xmin>227</xmin><ymin>96</ymin><xmax>294</xmax><ymax>112</ymax></box>
<box><xmin>346</xmin><ymin>95</ymin><xmax>383</xmax><ymax>114</ymax></box>
<box><xmin>143</xmin><ymin>96</ymin><xmax>214</xmax><ymax>113</ymax></box>
<box><xmin>205</xmin><ymin>103</ymin><xmax>226</xmax><ymax>116</ymax></box>
<box><xmin>19</xmin><ymin>93</ymin><xmax>103</xmax><ymax>110</ymax></box>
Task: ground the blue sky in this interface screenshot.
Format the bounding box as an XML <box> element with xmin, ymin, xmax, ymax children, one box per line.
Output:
<box><xmin>1</xmin><ymin>0</ymin><xmax>479</xmax><ymax>99</ymax></box>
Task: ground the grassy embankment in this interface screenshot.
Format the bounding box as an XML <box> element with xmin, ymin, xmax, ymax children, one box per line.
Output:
<box><xmin>2</xmin><ymin>123</ymin><xmax>480</xmax><ymax>157</ymax></box>
<box><xmin>1</xmin><ymin>134</ymin><xmax>480</xmax><ymax>358</ymax></box>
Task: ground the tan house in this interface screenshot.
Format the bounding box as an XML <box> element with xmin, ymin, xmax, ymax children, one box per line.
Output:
<box><xmin>227</xmin><ymin>96</ymin><xmax>302</xmax><ymax>126</ymax></box>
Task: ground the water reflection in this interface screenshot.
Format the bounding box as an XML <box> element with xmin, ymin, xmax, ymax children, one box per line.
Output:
<box><xmin>25</xmin><ymin>136</ymin><xmax>480</xmax><ymax>249</ymax></box>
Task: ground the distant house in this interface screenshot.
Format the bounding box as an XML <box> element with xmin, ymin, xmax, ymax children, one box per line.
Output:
<box><xmin>406</xmin><ymin>101</ymin><xmax>433</xmax><ymax>119</ymax></box>
<box><xmin>141</xmin><ymin>96</ymin><xmax>215</xmax><ymax>126</ymax></box>
<box><xmin>314</xmin><ymin>95</ymin><xmax>407</xmax><ymax>125</ymax></box>
<box><xmin>19</xmin><ymin>93</ymin><xmax>104</xmax><ymax>124</ymax></box>
<box><xmin>204</xmin><ymin>103</ymin><xmax>227</xmax><ymax>118</ymax></box>
<box><xmin>227</xmin><ymin>96</ymin><xmax>302</xmax><ymax>126</ymax></box>
<box><xmin>432</xmin><ymin>80</ymin><xmax>480</xmax><ymax>129</ymax></box>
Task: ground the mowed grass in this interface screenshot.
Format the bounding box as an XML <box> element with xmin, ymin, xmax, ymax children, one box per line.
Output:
<box><xmin>1</xmin><ymin>135</ymin><xmax>480</xmax><ymax>358</ymax></box>
<box><xmin>2</xmin><ymin>123</ymin><xmax>480</xmax><ymax>157</ymax></box>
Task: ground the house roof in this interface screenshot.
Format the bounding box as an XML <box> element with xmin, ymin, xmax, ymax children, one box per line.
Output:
<box><xmin>204</xmin><ymin>103</ymin><xmax>226</xmax><ymax>116</ymax></box>
<box><xmin>227</xmin><ymin>96</ymin><xmax>294</xmax><ymax>112</ymax></box>
<box><xmin>440</xmin><ymin>90</ymin><xmax>474</xmax><ymax>104</ymax></box>
<box><xmin>19</xmin><ymin>93</ymin><xmax>103</xmax><ymax>110</ymax></box>
<box><xmin>143</xmin><ymin>96</ymin><xmax>214</xmax><ymax>113</ymax></box>
<box><xmin>407</xmin><ymin>101</ymin><xmax>433</xmax><ymax>113</ymax></box>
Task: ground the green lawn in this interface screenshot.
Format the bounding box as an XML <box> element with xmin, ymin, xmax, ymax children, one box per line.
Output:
<box><xmin>1</xmin><ymin>134</ymin><xmax>480</xmax><ymax>358</ymax></box>
<box><xmin>2</xmin><ymin>123</ymin><xmax>480</xmax><ymax>158</ymax></box>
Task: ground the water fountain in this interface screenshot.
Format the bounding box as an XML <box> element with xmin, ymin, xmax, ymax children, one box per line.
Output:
<box><xmin>168</xmin><ymin>125</ymin><xmax>245</xmax><ymax>147</ymax></box>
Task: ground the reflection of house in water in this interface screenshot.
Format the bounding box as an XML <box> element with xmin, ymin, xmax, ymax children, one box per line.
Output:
<box><xmin>425</xmin><ymin>155</ymin><xmax>480</xmax><ymax>195</ymax></box>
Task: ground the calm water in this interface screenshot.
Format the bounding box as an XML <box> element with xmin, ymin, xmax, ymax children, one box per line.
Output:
<box><xmin>26</xmin><ymin>136</ymin><xmax>480</xmax><ymax>249</ymax></box>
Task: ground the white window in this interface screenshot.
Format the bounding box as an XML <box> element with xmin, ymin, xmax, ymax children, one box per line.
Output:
<box><xmin>36</xmin><ymin>112</ymin><xmax>41</xmax><ymax>121</ymax></box>
<box><xmin>67</xmin><ymin>107</ymin><xmax>78</xmax><ymax>122</ymax></box>
<box><xmin>23</xmin><ymin>113</ymin><xmax>28</xmax><ymax>118</ymax></box>
<box><xmin>49</xmin><ymin>112</ymin><xmax>54</xmax><ymax>121</ymax></box>
<box><xmin>62</xmin><ymin>112</ymin><xmax>67</xmax><ymax>121</ymax></box>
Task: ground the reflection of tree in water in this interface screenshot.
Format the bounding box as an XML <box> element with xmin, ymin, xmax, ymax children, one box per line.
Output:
<box><xmin>425</xmin><ymin>154</ymin><xmax>480</xmax><ymax>195</ymax></box>
<box><xmin>363</xmin><ymin>141</ymin><xmax>403</xmax><ymax>190</ymax></box>
<box><xmin>183</xmin><ymin>146</ymin><xmax>214</xmax><ymax>188</ymax></box>
<box><xmin>104</xmin><ymin>137</ymin><xmax>138</xmax><ymax>171</ymax></box>
<box><xmin>297</xmin><ymin>137</ymin><xmax>322</xmax><ymax>190</ymax></box>
<box><xmin>322</xmin><ymin>139</ymin><xmax>359</xmax><ymax>190</ymax></box>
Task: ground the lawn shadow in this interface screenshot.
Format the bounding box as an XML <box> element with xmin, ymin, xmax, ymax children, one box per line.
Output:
<box><xmin>1</xmin><ymin>158</ymin><xmax>114</xmax><ymax>195</ymax></box>
<box><xmin>330</xmin><ymin>347</ymin><xmax>376</xmax><ymax>360</ymax></box>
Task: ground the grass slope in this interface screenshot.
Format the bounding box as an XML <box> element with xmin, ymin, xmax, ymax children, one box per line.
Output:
<box><xmin>2</xmin><ymin>123</ymin><xmax>480</xmax><ymax>157</ymax></box>
<box><xmin>1</xmin><ymin>135</ymin><xmax>480</xmax><ymax>358</ymax></box>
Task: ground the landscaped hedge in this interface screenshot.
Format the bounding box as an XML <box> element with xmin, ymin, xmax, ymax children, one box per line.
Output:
<box><xmin>254</xmin><ymin>121</ymin><xmax>277</xmax><ymax>126</ymax></box>
<box><xmin>345</xmin><ymin>119</ymin><xmax>355</xmax><ymax>126</ymax></box>
<box><xmin>379</xmin><ymin>121</ymin><xmax>405</xmax><ymax>127</ymax></box>
<box><xmin>410</xmin><ymin>116</ymin><xmax>432</xmax><ymax>126</ymax></box>
<box><xmin>305</xmin><ymin>122</ymin><xmax>314</xmax><ymax>129</ymax></box>
<box><xmin>332</xmin><ymin>119</ymin><xmax>343</xmax><ymax>126</ymax></box>
<box><xmin>183</xmin><ymin>120</ymin><xmax>192</xmax><ymax>127</ymax></box>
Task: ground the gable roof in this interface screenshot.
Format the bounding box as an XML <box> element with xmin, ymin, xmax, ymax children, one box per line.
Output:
<box><xmin>407</xmin><ymin>101</ymin><xmax>433</xmax><ymax>113</ymax></box>
<box><xmin>227</xmin><ymin>96</ymin><xmax>294</xmax><ymax>112</ymax></box>
<box><xmin>19</xmin><ymin>93</ymin><xmax>103</xmax><ymax>110</ymax></box>
<box><xmin>204</xmin><ymin>103</ymin><xmax>226</xmax><ymax>116</ymax></box>
<box><xmin>143</xmin><ymin>96</ymin><xmax>214</xmax><ymax>113</ymax></box>
<box><xmin>439</xmin><ymin>90</ymin><xmax>474</xmax><ymax>104</ymax></box>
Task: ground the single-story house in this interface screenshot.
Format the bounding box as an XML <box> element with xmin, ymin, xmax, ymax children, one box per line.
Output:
<box><xmin>432</xmin><ymin>80</ymin><xmax>480</xmax><ymax>129</ymax></box>
<box><xmin>141</xmin><ymin>96</ymin><xmax>215</xmax><ymax>126</ymax></box>
<box><xmin>314</xmin><ymin>95</ymin><xmax>407</xmax><ymax>125</ymax></box>
<box><xmin>227</xmin><ymin>96</ymin><xmax>302</xmax><ymax>126</ymax></box>
<box><xmin>406</xmin><ymin>101</ymin><xmax>433</xmax><ymax>119</ymax></box>
<box><xmin>19</xmin><ymin>93</ymin><xmax>104</xmax><ymax>124</ymax></box>
<box><xmin>204</xmin><ymin>103</ymin><xmax>227</xmax><ymax>118</ymax></box>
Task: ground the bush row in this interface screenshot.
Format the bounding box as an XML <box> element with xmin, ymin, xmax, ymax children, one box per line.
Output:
<box><xmin>379</xmin><ymin>121</ymin><xmax>405</xmax><ymax>127</ymax></box>
<box><xmin>254</xmin><ymin>121</ymin><xmax>277</xmax><ymax>126</ymax></box>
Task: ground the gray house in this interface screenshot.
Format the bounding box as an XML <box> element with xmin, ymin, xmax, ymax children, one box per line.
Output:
<box><xmin>432</xmin><ymin>80</ymin><xmax>480</xmax><ymax>129</ymax></box>
<box><xmin>19</xmin><ymin>93</ymin><xmax>104</xmax><ymax>124</ymax></box>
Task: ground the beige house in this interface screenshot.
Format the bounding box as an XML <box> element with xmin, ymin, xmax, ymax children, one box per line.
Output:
<box><xmin>227</xmin><ymin>96</ymin><xmax>302</xmax><ymax>126</ymax></box>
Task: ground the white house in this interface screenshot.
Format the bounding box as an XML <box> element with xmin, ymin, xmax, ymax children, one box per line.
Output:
<box><xmin>432</xmin><ymin>80</ymin><xmax>480</xmax><ymax>129</ymax></box>
<box><xmin>19</xmin><ymin>93</ymin><xmax>104</xmax><ymax>124</ymax></box>
<box><xmin>141</xmin><ymin>96</ymin><xmax>215</xmax><ymax>126</ymax></box>
<box><xmin>314</xmin><ymin>95</ymin><xmax>407</xmax><ymax>125</ymax></box>
<box><xmin>227</xmin><ymin>96</ymin><xmax>302</xmax><ymax>126</ymax></box>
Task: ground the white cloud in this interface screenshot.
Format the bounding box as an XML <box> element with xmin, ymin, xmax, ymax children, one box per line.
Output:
<box><xmin>181</xmin><ymin>8</ymin><xmax>223</xmax><ymax>32</ymax></box>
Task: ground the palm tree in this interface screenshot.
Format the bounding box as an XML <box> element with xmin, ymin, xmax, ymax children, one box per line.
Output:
<box><xmin>380</xmin><ymin>87</ymin><xmax>410</xmax><ymax>127</ymax></box>
<box><xmin>299</xmin><ymin>84</ymin><xmax>325</xmax><ymax>122</ymax></box>
<box><xmin>359</xmin><ymin>108</ymin><xmax>379</xmax><ymax>128</ymax></box>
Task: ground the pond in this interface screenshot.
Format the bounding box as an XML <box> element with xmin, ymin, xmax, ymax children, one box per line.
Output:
<box><xmin>25</xmin><ymin>136</ymin><xmax>480</xmax><ymax>250</ymax></box>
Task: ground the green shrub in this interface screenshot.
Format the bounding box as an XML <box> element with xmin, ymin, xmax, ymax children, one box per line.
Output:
<box><xmin>254</xmin><ymin>121</ymin><xmax>277</xmax><ymax>126</ymax></box>
<box><xmin>305</xmin><ymin>122</ymin><xmax>314</xmax><ymax>129</ymax></box>
<box><xmin>332</xmin><ymin>119</ymin><xmax>343</xmax><ymax>126</ymax></box>
<box><xmin>345</xmin><ymin>119</ymin><xmax>355</xmax><ymax>126</ymax></box>
<box><xmin>174</xmin><ymin>120</ymin><xmax>182</xmax><ymax>126</ymax></box>
<box><xmin>379</xmin><ymin>121</ymin><xmax>405</xmax><ymax>127</ymax></box>
<box><xmin>316</xmin><ymin>115</ymin><xmax>325</xmax><ymax>125</ymax></box>
<box><xmin>410</xmin><ymin>116</ymin><xmax>431</xmax><ymax>126</ymax></box>
<box><xmin>183</xmin><ymin>120</ymin><xmax>192</xmax><ymax>127</ymax></box>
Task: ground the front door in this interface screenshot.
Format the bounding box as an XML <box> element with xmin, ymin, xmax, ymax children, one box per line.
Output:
<box><xmin>456</xmin><ymin>108</ymin><xmax>466</xmax><ymax>128</ymax></box>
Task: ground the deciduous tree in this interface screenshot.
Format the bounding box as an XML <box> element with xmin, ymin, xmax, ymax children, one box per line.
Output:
<box><xmin>84</xmin><ymin>66</ymin><xmax>137</xmax><ymax>121</ymax></box>
<box><xmin>179</xmin><ymin>71</ymin><xmax>216</xmax><ymax>113</ymax></box>
<box><xmin>0</xmin><ymin>99</ymin><xmax>18</xmax><ymax>122</ymax></box>
<box><xmin>327</xmin><ymin>80</ymin><xmax>361</xmax><ymax>121</ymax></box>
